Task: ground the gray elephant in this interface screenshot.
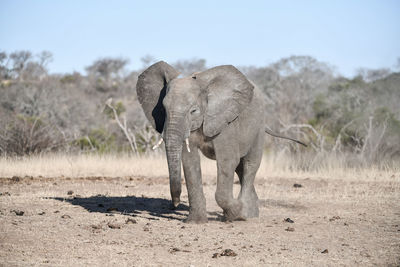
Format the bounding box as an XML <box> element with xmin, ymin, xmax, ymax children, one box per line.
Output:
<box><xmin>136</xmin><ymin>61</ymin><xmax>305</xmax><ymax>223</ymax></box>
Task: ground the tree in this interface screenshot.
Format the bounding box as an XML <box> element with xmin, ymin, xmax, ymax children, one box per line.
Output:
<box><xmin>0</xmin><ymin>51</ymin><xmax>9</xmax><ymax>79</ymax></box>
<box><xmin>85</xmin><ymin>57</ymin><xmax>129</xmax><ymax>92</ymax></box>
<box><xmin>356</xmin><ymin>67</ymin><xmax>391</xmax><ymax>82</ymax></box>
<box><xmin>86</xmin><ymin>57</ymin><xmax>128</xmax><ymax>79</ymax></box>
<box><xmin>9</xmin><ymin>51</ymin><xmax>32</xmax><ymax>79</ymax></box>
<box><xmin>37</xmin><ymin>51</ymin><xmax>53</xmax><ymax>69</ymax></box>
<box><xmin>172</xmin><ymin>58</ymin><xmax>206</xmax><ymax>75</ymax></box>
<box><xmin>140</xmin><ymin>55</ymin><xmax>156</xmax><ymax>69</ymax></box>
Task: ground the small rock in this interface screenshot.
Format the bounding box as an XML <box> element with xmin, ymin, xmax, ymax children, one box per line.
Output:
<box><xmin>38</xmin><ymin>211</ymin><xmax>45</xmax><ymax>215</ymax></box>
<box><xmin>220</xmin><ymin>249</ymin><xmax>237</xmax><ymax>257</ymax></box>
<box><xmin>54</xmin><ymin>210</ymin><xmax>60</xmax><ymax>213</ymax></box>
<box><xmin>285</xmin><ymin>227</ymin><xmax>295</xmax><ymax>232</ymax></box>
<box><xmin>11</xmin><ymin>176</ymin><xmax>20</xmax><ymax>182</ymax></box>
<box><xmin>61</xmin><ymin>214</ymin><xmax>71</xmax><ymax>219</ymax></box>
<box><xmin>169</xmin><ymin>247</ymin><xmax>180</xmax><ymax>253</ymax></box>
<box><xmin>0</xmin><ymin>192</ymin><xmax>11</xmax><ymax>196</ymax></box>
<box><xmin>67</xmin><ymin>190</ymin><xmax>74</xmax><ymax>195</ymax></box>
<box><xmin>284</xmin><ymin>218</ymin><xmax>294</xmax><ymax>223</ymax></box>
<box><xmin>321</xmin><ymin>249</ymin><xmax>329</xmax><ymax>254</ymax></box>
<box><xmin>91</xmin><ymin>224</ymin><xmax>102</xmax><ymax>230</ymax></box>
<box><xmin>107</xmin><ymin>222</ymin><xmax>122</xmax><ymax>229</ymax></box>
<box><xmin>125</xmin><ymin>218</ymin><xmax>137</xmax><ymax>224</ymax></box>
<box><xmin>360</xmin><ymin>251</ymin><xmax>371</xmax><ymax>257</ymax></box>
<box><xmin>212</xmin><ymin>253</ymin><xmax>219</xmax><ymax>258</ymax></box>
<box><xmin>143</xmin><ymin>227</ymin><xmax>150</xmax><ymax>232</ymax></box>
<box><xmin>293</xmin><ymin>183</ymin><xmax>303</xmax><ymax>188</ymax></box>
<box><xmin>329</xmin><ymin>216</ymin><xmax>341</xmax><ymax>221</ymax></box>
<box><xmin>11</xmin><ymin>210</ymin><xmax>24</xmax><ymax>216</ymax></box>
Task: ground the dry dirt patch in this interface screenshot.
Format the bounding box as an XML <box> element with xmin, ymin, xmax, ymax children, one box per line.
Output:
<box><xmin>0</xmin><ymin>174</ymin><xmax>399</xmax><ymax>266</ymax></box>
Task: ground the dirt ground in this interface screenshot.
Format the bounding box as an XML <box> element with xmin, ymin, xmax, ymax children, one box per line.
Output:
<box><xmin>1</xmin><ymin>173</ymin><xmax>399</xmax><ymax>266</ymax></box>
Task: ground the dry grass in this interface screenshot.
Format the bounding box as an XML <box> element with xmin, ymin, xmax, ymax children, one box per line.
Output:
<box><xmin>0</xmin><ymin>153</ymin><xmax>398</xmax><ymax>181</ymax></box>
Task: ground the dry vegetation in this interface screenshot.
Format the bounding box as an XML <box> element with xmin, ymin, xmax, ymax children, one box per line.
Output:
<box><xmin>1</xmin><ymin>51</ymin><xmax>400</xmax><ymax>168</ymax></box>
<box><xmin>0</xmin><ymin>153</ymin><xmax>398</xmax><ymax>182</ymax></box>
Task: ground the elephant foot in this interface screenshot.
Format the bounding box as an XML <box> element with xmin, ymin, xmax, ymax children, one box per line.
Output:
<box><xmin>223</xmin><ymin>210</ymin><xmax>246</xmax><ymax>222</ymax></box>
<box><xmin>169</xmin><ymin>197</ymin><xmax>181</xmax><ymax>210</ymax></box>
<box><xmin>172</xmin><ymin>197</ymin><xmax>180</xmax><ymax>209</ymax></box>
<box><xmin>245</xmin><ymin>203</ymin><xmax>259</xmax><ymax>218</ymax></box>
<box><xmin>222</xmin><ymin>202</ymin><xmax>247</xmax><ymax>222</ymax></box>
<box><xmin>239</xmin><ymin>191</ymin><xmax>259</xmax><ymax>218</ymax></box>
<box><xmin>239</xmin><ymin>198</ymin><xmax>259</xmax><ymax>218</ymax></box>
<box><xmin>184</xmin><ymin>212</ymin><xmax>208</xmax><ymax>224</ymax></box>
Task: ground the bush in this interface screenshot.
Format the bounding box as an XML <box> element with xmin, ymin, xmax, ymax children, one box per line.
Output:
<box><xmin>0</xmin><ymin>115</ymin><xmax>65</xmax><ymax>156</ymax></box>
<box><xmin>73</xmin><ymin>128</ymin><xmax>119</xmax><ymax>153</ymax></box>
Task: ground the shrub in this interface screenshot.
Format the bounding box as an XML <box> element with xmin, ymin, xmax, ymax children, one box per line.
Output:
<box><xmin>0</xmin><ymin>115</ymin><xmax>65</xmax><ymax>156</ymax></box>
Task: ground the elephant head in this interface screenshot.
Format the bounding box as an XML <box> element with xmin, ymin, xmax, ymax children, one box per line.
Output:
<box><xmin>136</xmin><ymin>61</ymin><xmax>254</xmax><ymax>207</ymax></box>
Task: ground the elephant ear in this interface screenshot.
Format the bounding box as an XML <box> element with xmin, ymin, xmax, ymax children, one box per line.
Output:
<box><xmin>136</xmin><ymin>61</ymin><xmax>180</xmax><ymax>133</ymax></box>
<box><xmin>197</xmin><ymin>65</ymin><xmax>254</xmax><ymax>137</ymax></box>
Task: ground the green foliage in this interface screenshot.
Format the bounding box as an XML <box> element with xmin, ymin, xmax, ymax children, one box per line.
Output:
<box><xmin>60</xmin><ymin>74</ymin><xmax>76</xmax><ymax>84</ymax></box>
<box><xmin>374</xmin><ymin>107</ymin><xmax>400</xmax><ymax>134</ymax></box>
<box><xmin>134</xmin><ymin>125</ymin><xmax>158</xmax><ymax>154</ymax></box>
<box><xmin>74</xmin><ymin>128</ymin><xmax>119</xmax><ymax>153</ymax></box>
<box><xmin>104</xmin><ymin>101</ymin><xmax>126</xmax><ymax>119</ymax></box>
<box><xmin>15</xmin><ymin>114</ymin><xmax>45</xmax><ymax>129</ymax></box>
<box><xmin>312</xmin><ymin>94</ymin><xmax>331</xmax><ymax>122</ymax></box>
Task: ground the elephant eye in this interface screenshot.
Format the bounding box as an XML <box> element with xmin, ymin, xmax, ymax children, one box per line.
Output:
<box><xmin>190</xmin><ymin>107</ymin><xmax>199</xmax><ymax>115</ymax></box>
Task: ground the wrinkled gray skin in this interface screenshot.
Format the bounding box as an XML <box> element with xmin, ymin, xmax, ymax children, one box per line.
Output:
<box><xmin>136</xmin><ymin>61</ymin><xmax>303</xmax><ymax>223</ymax></box>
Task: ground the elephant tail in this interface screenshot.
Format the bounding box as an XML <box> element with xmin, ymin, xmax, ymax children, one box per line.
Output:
<box><xmin>265</xmin><ymin>126</ymin><xmax>307</xmax><ymax>147</ymax></box>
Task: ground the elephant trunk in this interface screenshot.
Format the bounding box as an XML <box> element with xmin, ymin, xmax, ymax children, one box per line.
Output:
<box><xmin>164</xmin><ymin>121</ymin><xmax>185</xmax><ymax>208</ymax></box>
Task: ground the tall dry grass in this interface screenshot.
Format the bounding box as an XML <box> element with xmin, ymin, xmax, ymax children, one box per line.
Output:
<box><xmin>0</xmin><ymin>153</ymin><xmax>398</xmax><ymax>181</ymax></box>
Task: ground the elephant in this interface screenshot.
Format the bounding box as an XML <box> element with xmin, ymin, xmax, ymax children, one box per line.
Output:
<box><xmin>136</xmin><ymin>61</ymin><xmax>306</xmax><ymax>223</ymax></box>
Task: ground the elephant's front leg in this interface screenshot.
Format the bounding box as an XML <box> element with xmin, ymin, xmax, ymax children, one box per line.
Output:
<box><xmin>182</xmin><ymin>144</ymin><xmax>207</xmax><ymax>223</ymax></box>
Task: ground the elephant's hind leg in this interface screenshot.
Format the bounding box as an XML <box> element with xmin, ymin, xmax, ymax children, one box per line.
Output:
<box><xmin>236</xmin><ymin>136</ymin><xmax>263</xmax><ymax>218</ymax></box>
<box><xmin>215</xmin><ymin>159</ymin><xmax>246</xmax><ymax>221</ymax></box>
<box><xmin>214</xmin><ymin>149</ymin><xmax>246</xmax><ymax>220</ymax></box>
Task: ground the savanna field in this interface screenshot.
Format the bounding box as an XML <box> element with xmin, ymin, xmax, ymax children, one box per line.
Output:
<box><xmin>1</xmin><ymin>51</ymin><xmax>400</xmax><ymax>266</ymax></box>
<box><xmin>0</xmin><ymin>154</ymin><xmax>399</xmax><ymax>266</ymax></box>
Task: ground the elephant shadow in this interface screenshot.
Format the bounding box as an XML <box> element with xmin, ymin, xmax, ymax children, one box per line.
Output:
<box><xmin>50</xmin><ymin>195</ymin><xmax>189</xmax><ymax>221</ymax></box>
<box><xmin>50</xmin><ymin>196</ymin><xmax>306</xmax><ymax>222</ymax></box>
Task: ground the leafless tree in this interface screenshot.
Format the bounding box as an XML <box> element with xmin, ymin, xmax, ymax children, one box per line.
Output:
<box><xmin>173</xmin><ymin>58</ymin><xmax>206</xmax><ymax>75</ymax></box>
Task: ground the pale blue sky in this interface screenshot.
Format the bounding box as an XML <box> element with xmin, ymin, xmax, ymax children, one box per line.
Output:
<box><xmin>1</xmin><ymin>0</ymin><xmax>399</xmax><ymax>77</ymax></box>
